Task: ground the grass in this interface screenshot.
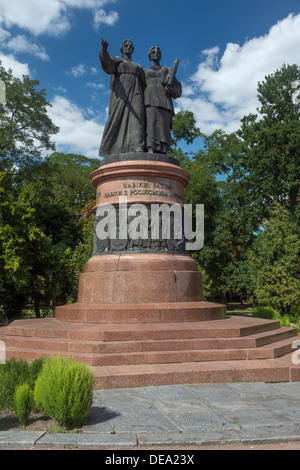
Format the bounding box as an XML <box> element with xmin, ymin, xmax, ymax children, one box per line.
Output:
<box><xmin>227</xmin><ymin>302</ymin><xmax>300</xmax><ymax>332</ymax></box>
<box><xmin>226</xmin><ymin>302</ymin><xmax>254</xmax><ymax>316</ymax></box>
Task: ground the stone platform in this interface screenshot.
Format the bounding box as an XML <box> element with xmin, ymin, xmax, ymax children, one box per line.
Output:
<box><xmin>1</xmin><ymin>314</ymin><xmax>299</xmax><ymax>388</ymax></box>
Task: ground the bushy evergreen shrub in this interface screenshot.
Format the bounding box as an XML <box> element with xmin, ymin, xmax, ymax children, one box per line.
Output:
<box><xmin>0</xmin><ymin>358</ymin><xmax>30</xmax><ymax>410</ymax></box>
<box><xmin>251</xmin><ymin>306</ymin><xmax>281</xmax><ymax>320</ymax></box>
<box><xmin>14</xmin><ymin>383</ymin><xmax>33</xmax><ymax>426</ymax></box>
<box><xmin>0</xmin><ymin>358</ymin><xmax>44</xmax><ymax>411</ymax></box>
<box><xmin>251</xmin><ymin>306</ymin><xmax>294</xmax><ymax>328</ymax></box>
<box><xmin>28</xmin><ymin>358</ymin><xmax>45</xmax><ymax>388</ymax></box>
<box><xmin>34</xmin><ymin>355</ymin><xmax>95</xmax><ymax>427</ymax></box>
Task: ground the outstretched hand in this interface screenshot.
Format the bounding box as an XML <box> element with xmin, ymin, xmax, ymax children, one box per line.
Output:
<box><xmin>101</xmin><ymin>38</ymin><xmax>108</xmax><ymax>49</ymax></box>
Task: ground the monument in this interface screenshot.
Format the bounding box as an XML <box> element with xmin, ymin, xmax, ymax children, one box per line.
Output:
<box><xmin>1</xmin><ymin>38</ymin><xmax>299</xmax><ymax>387</ymax></box>
<box><xmin>55</xmin><ymin>38</ymin><xmax>225</xmax><ymax>322</ymax></box>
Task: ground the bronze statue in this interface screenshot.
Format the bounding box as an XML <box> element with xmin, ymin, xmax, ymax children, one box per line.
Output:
<box><xmin>99</xmin><ymin>40</ymin><xmax>181</xmax><ymax>157</ymax></box>
<box><xmin>144</xmin><ymin>46</ymin><xmax>182</xmax><ymax>154</ymax></box>
<box><xmin>99</xmin><ymin>38</ymin><xmax>146</xmax><ymax>156</ymax></box>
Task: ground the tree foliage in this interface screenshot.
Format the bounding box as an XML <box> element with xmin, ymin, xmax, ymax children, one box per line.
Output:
<box><xmin>233</xmin><ymin>64</ymin><xmax>300</xmax><ymax>225</ymax></box>
<box><xmin>249</xmin><ymin>203</ymin><xmax>300</xmax><ymax>314</ymax></box>
<box><xmin>171</xmin><ymin>64</ymin><xmax>300</xmax><ymax>311</ymax></box>
<box><xmin>0</xmin><ymin>62</ymin><xmax>59</xmax><ymax>167</ymax></box>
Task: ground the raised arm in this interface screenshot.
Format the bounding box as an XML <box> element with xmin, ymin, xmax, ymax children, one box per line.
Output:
<box><xmin>99</xmin><ymin>38</ymin><xmax>117</xmax><ymax>75</ymax></box>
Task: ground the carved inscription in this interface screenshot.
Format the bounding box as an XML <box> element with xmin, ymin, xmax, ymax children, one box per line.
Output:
<box><xmin>104</xmin><ymin>181</ymin><xmax>184</xmax><ymax>201</ymax></box>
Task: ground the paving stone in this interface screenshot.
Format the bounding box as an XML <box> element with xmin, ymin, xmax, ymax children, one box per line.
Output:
<box><xmin>137</xmin><ymin>430</ymin><xmax>240</xmax><ymax>447</ymax></box>
<box><xmin>187</xmin><ymin>383</ymin><xmax>244</xmax><ymax>403</ymax></box>
<box><xmin>36</xmin><ymin>432</ymin><xmax>137</xmax><ymax>449</ymax></box>
<box><xmin>166</xmin><ymin>410</ymin><xmax>239</xmax><ymax>432</ymax></box>
<box><xmin>100</xmin><ymin>402</ymin><xmax>178</xmax><ymax>433</ymax></box>
<box><xmin>222</xmin><ymin>407</ymin><xmax>296</xmax><ymax>428</ymax></box>
<box><xmin>0</xmin><ymin>431</ymin><xmax>45</xmax><ymax>449</ymax></box>
<box><xmin>142</xmin><ymin>384</ymin><xmax>196</xmax><ymax>401</ymax></box>
<box><xmin>97</xmin><ymin>387</ymin><xmax>150</xmax><ymax>403</ymax></box>
<box><xmin>235</xmin><ymin>425</ymin><xmax>300</xmax><ymax>444</ymax></box>
<box><xmin>153</xmin><ymin>399</ymin><xmax>212</xmax><ymax>414</ymax></box>
<box><xmin>2</xmin><ymin>382</ymin><xmax>300</xmax><ymax>449</ymax></box>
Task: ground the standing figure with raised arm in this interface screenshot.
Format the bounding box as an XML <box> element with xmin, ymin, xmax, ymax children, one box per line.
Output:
<box><xmin>99</xmin><ymin>38</ymin><xmax>146</xmax><ymax>156</ymax></box>
<box><xmin>144</xmin><ymin>47</ymin><xmax>182</xmax><ymax>154</ymax></box>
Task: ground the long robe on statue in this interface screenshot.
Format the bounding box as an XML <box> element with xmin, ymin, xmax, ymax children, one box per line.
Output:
<box><xmin>144</xmin><ymin>65</ymin><xmax>182</xmax><ymax>154</ymax></box>
<box><xmin>99</xmin><ymin>50</ymin><xmax>146</xmax><ymax>156</ymax></box>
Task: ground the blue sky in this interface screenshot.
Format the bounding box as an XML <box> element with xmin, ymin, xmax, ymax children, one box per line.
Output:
<box><xmin>0</xmin><ymin>0</ymin><xmax>300</xmax><ymax>158</ymax></box>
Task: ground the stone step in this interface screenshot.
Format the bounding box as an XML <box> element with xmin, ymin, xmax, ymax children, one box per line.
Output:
<box><xmin>2</xmin><ymin>315</ymin><xmax>300</xmax><ymax>387</ymax></box>
<box><xmin>55</xmin><ymin>302</ymin><xmax>226</xmax><ymax>323</ymax></box>
<box><xmin>3</xmin><ymin>326</ymin><xmax>297</xmax><ymax>355</ymax></box>
<box><xmin>247</xmin><ymin>336</ymin><xmax>298</xmax><ymax>359</ymax></box>
<box><xmin>5</xmin><ymin>347</ymin><xmax>97</xmax><ymax>366</ymax></box>
<box><xmin>4</xmin><ymin>335</ymin><xmax>297</xmax><ymax>367</ymax></box>
<box><xmin>92</xmin><ymin>352</ymin><xmax>300</xmax><ymax>388</ymax></box>
<box><xmin>4</xmin><ymin>316</ymin><xmax>282</xmax><ymax>342</ymax></box>
<box><xmin>6</xmin><ymin>348</ymin><xmax>298</xmax><ymax>387</ymax></box>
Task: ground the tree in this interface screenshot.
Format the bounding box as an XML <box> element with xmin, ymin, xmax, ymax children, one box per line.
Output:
<box><xmin>0</xmin><ymin>62</ymin><xmax>59</xmax><ymax>167</ymax></box>
<box><xmin>172</xmin><ymin>109</ymin><xmax>202</xmax><ymax>147</ymax></box>
<box><xmin>0</xmin><ymin>152</ymin><xmax>99</xmax><ymax>320</ymax></box>
<box><xmin>232</xmin><ymin>64</ymin><xmax>300</xmax><ymax>229</ymax></box>
<box><xmin>250</xmin><ymin>203</ymin><xmax>300</xmax><ymax>314</ymax></box>
<box><xmin>170</xmin><ymin>109</ymin><xmax>202</xmax><ymax>166</ymax></box>
<box><xmin>0</xmin><ymin>170</ymin><xmax>76</xmax><ymax>320</ymax></box>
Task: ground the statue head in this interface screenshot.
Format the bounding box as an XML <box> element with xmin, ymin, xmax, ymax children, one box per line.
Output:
<box><xmin>148</xmin><ymin>46</ymin><xmax>161</xmax><ymax>61</ymax></box>
<box><xmin>120</xmin><ymin>39</ymin><xmax>134</xmax><ymax>56</ymax></box>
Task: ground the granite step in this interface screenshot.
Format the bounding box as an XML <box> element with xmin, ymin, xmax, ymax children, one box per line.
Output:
<box><xmin>92</xmin><ymin>352</ymin><xmax>300</xmax><ymax>388</ymax></box>
<box><xmin>4</xmin><ymin>316</ymin><xmax>282</xmax><ymax>342</ymax></box>
<box><xmin>4</xmin><ymin>335</ymin><xmax>297</xmax><ymax>367</ymax></box>
<box><xmin>2</xmin><ymin>315</ymin><xmax>300</xmax><ymax>387</ymax></box>
<box><xmin>3</xmin><ymin>326</ymin><xmax>297</xmax><ymax>355</ymax></box>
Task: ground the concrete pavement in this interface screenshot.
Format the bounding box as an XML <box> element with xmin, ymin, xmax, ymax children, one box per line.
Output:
<box><xmin>1</xmin><ymin>382</ymin><xmax>300</xmax><ymax>449</ymax></box>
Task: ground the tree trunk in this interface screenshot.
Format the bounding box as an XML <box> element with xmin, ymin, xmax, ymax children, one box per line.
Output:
<box><xmin>33</xmin><ymin>291</ymin><xmax>41</xmax><ymax>318</ymax></box>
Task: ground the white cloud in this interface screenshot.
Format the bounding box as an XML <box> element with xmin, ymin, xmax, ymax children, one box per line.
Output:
<box><xmin>0</xmin><ymin>0</ymin><xmax>118</xmax><ymax>36</ymax></box>
<box><xmin>94</xmin><ymin>9</ymin><xmax>119</xmax><ymax>28</ymax></box>
<box><xmin>86</xmin><ymin>82</ymin><xmax>104</xmax><ymax>89</ymax></box>
<box><xmin>69</xmin><ymin>63</ymin><xmax>100</xmax><ymax>77</ymax></box>
<box><xmin>48</xmin><ymin>95</ymin><xmax>104</xmax><ymax>158</ymax></box>
<box><xmin>94</xmin><ymin>9</ymin><xmax>119</xmax><ymax>29</ymax></box>
<box><xmin>0</xmin><ymin>0</ymin><xmax>70</xmax><ymax>36</ymax></box>
<box><xmin>0</xmin><ymin>26</ymin><xmax>10</xmax><ymax>42</ymax></box>
<box><xmin>0</xmin><ymin>53</ymin><xmax>30</xmax><ymax>77</ymax></box>
<box><xmin>7</xmin><ymin>35</ymin><xmax>50</xmax><ymax>61</ymax></box>
<box><xmin>70</xmin><ymin>63</ymin><xmax>87</xmax><ymax>77</ymax></box>
<box><xmin>178</xmin><ymin>13</ymin><xmax>300</xmax><ymax>134</ymax></box>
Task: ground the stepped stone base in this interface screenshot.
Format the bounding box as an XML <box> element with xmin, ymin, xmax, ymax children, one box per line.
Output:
<box><xmin>55</xmin><ymin>302</ymin><xmax>226</xmax><ymax>323</ymax></box>
<box><xmin>1</xmin><ymin>315</ymin><xmax>299</xmax><ymax>388</ymax></box>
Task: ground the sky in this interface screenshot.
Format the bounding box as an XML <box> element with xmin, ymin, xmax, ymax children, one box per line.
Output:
<box><xmin>0</xmin><ymin>0</ymin><xmax>300</xmax><ymax>159</ymax></box>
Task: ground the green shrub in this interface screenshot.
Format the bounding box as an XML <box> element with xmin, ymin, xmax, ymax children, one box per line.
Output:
<box><xmin>33</xmin><ymin>374</ymin><xmax>44</xmax><ymax>412</ymax></box>
<box><xmin>28</xmin><ymin>359</ymin><xmax>45</xmax><ymax>388</ymax></box>
<box><xmin>251</xmin><ymin>306</ymin><xmax>295</xmax><ymax>328</ymax></box>
<box><xmin>34</xmin><ymin>355</ymin><xmax>95</xmax><ymax>428</ymax></box>
<box><xmin>279</xmin><ymin>315</ymin><xmax>291</xmax><ymax>327</ymax></box>
<box><xmin>251</xmin><ymin>306</ymin><xmax>281</xmax><ymax>320</ymax></box>
<box><xmin>0</xmin><ymin>358</ymin><xmax>45</xmax><ymax>411</ymax></box>
<box><xmin>0</xmin><ymin>358</ymin><xmax>30</xmax><ymax>410</ymax></box>
<box><xmin>14</xmin><ymin>383</ymin><xmax>33</xmax><ymax>427</ymax></box>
